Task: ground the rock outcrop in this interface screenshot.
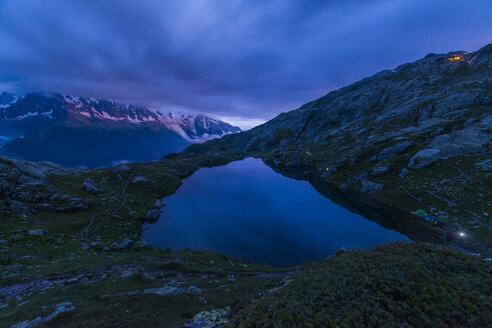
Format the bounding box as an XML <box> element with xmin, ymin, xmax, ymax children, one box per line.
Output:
<box><xmin>184</xmin><ymin>44</ymin><xmax>492</xmax><ymax>171</ymax></box>
<box><xmin>0</xmin><ymin>155</ymin><xmax>90</xmax><ymax>215</ymax></box>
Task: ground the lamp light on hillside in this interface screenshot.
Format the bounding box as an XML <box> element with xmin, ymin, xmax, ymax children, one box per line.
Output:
<box><xmin>448</xmin><ymin>55</ymin><xmax>462</xmax><ymax>62</ymax></box>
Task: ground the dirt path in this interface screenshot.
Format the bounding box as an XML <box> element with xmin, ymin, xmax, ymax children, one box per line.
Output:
<box><xmin>403</xmin><ymin>160</ymin><xmax>489</xmax><ymax>232</ymax></box>
<box><xmin>425</xmin><ymin>161</ymin><xmax>488</xmax><ymax>229</ymax></box>
<box><xmin>80</xmin><ymin>174</ymin><xmax>130</xmax><ymax>237</ymax></box>
<box><xmin>0</xmin><ymin>263</ymin><xmax>295</xmax><ymax>301</ymax></box>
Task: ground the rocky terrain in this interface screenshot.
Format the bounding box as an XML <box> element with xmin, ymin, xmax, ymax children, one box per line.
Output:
<box><xmin>1</xmin><ymin>43</ymin><xmax>491</xmax><ymax>327</ymax></box>
<box><xmin>184</xmin><ymin>43</ymin><xmax>492</xmax><ymax>253</ymax></box>
<box><xmin>1</xmin><ymin>152</ymin><xmax>489</xmax><ymax>327</ymax></box>
<box><xmin>0</xmin><ymin>93</ymin><xmax>240</xmax><ymax>167</ymax></box>
<box><xmin>1</xmin><ymin>151</ymin><xmax>288</xmax><ymax>327</ymax></box>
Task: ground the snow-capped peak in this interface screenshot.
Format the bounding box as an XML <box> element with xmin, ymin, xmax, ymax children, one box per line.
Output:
<box><xmin>0</xmin><ymin>92</ymin><xmax>241</xmax><ymax>140</ymax></box>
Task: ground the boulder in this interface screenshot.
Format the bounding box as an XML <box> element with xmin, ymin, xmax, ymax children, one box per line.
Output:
<box><xmin>113</xmin><ymin>165</ymin><xmax>130</xmax><ymax>174</ymax></box>
<box><xmin>184</xmin><ymin>307</ymin><xmax>230</xmax><ymax>328</ymax></box>
<box><xmin>371</xmin><ymin>141</ymin><xmax>413</xmax><ymax>161</ymax></box>
<box><xmin>64</xmin><ymin>277</ymin><xmax>79</xmax><ymax>285</ymax></box>
<box><xmin>408</xmin><ymin>148</ymin><xmax>441</xmax><ymax>169</ymax></box>
<box><xmin>49</xmin><ymin>193</ymin><xmax>61</xmax><ymax>201</ymax></box>
<box><xmin>110</xmin><ymin>242</ymin><xmax>122</xmax><ymax>250</ymax></box>
<box><xmin>119</xmin><ymin>238</ymin><xmax>134</xmax><ymax>249</ymax></box>
<box><xmin>132</xmin><ymin>176</ymin><xmax>150</xmax><ymax>185</ymax></box>
<box><xmin>134</xmin><ymin>241</ymin><xmax>148</xmax><ymax>248</ymax></box>
<box><xmin>11</xmin><ymin>160</ymin><xmax>47</xmax><ymax>181</ymax></box>
<box><xmin>475</xmin><ymin>159</ymin><xmax>492</xmax><ymax>171</ymax></box>
<box><xmin>429</xmin><ymin>127</ymin><xmax>491</xmax><ymax>158</ymax></box>
<box><xmin>154</xmin><ymin>199</ymin><xmax>163</xmax><ymax>208</ymax></box>
<box><xmin>146</xmin><ymin>209</ymin><xmax>161</xmax><ymax>221</ymax></box>
<box><xmin>371</xmin><ymin>166</ymin><xmax>388</xmax><ymax>175</ymax></box>
<box><xmin>108</xmin><ymin>239</ymin><xmax>135</xmax><ymax>251</ymax></box>
<box><xmin>14</xmin><ymin>191</ymin><xmax>38</xmax><ymax>202</ymax></box>
<box><xmin>81</xmin><ymin>181</ymin><xmax>98</xmax><ymax>194</ymax></box>
<box><xmin>29</xmin><ymin>229</ymin><xmax>45</xmax><ymax>236</ymax></box>
<box><xmin>90</xmin><ymin>241</ymin><xmax>103</xmax><ymax>248</ymax></box>
<box><xmin>58</xmin><ymin>194</ymin><xmax>73</xmax><ymax>201</ymax></box>
<box><xmin>35</xmin><ymin>203</ymin><xmax>54</xmax><ymax>211</ymax></box>
<box><xmin>10</xmin><ymin>302</ymin><xmax>74</xmax><ymax>328</ymax></box>
<box><xmin>360</xmin><ymin>180</ymin><xmax>383</xmax><ymax>194</ymax></box>
<box><xmin>347</xmin><ymin>172</ymin><xmax>369</xmax><ymax>184</ymax></box>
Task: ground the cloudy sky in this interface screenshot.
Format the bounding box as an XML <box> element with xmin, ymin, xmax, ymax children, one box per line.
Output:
<box><xmin>0</xmin><ymin>0</ymin><xmax>491</xmax><ymax>128</ymax></box>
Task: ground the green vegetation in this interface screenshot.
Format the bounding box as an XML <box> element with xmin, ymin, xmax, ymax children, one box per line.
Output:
<box><xmin>233</xmin><ymin>243</ymin><xmax>492</xmax><ymax>327</ymax></box>
<box><xmin>1</xmin><ymin>151</ymin><xmax>288</xmax><ymax>327</ymax></box>
<box><xmin>266</xmin><ymin>129</ymin><xmax>295</xmax><ymax>147</ymax></box>
<box><xmin>1</xmin><ymin>247</ymin><xmax>284</xmax><ymax>327</ymax></box>
<box><xmin>263</xmin><ymin>137</ymin><xmax>491</xmax><ymax>254</ymax></box>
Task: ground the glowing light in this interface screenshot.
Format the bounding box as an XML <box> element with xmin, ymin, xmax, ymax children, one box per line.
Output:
<box><xmin>458</xmin><ymin>231</ymin><xmax>466</xmax><ymax>238</ymax></box>
<box><xmin>448</xmin><ymin>56</ymin><xmax>462</xmax><ymax>62</ymax></box>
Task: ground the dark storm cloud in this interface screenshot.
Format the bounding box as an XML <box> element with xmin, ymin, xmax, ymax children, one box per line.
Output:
<box><xmin>0</xmin><ymin>0</ymin><xmax>491</xmax><ymax>127</ymax></box>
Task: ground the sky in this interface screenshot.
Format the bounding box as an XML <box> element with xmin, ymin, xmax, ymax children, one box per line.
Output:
<box><xmin>0</xmin><ymin>0</ymin><xmax>491</xmax><ymax>129</ymax></box>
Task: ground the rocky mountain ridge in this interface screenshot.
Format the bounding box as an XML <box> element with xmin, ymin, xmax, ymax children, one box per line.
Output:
<box><xmin>184</xmin><ymin>43</ymin><xmax>492</xmax><ymax>250</ymax></box>
<box><xmin>0</xmin><ymin>92</ymin><xmax>240</xmax><ymax>167</ymax></box>
<box><xmin>0</xmin><ymin>92</ymin><xmax>240</xmax><ymax>141</ymax></box>
<box><xmin>187</xmin><ymin>45</ymin><xmax>491</xmax><ymax>162</ymax></box>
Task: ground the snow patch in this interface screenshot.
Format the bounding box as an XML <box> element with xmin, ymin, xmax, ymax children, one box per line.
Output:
<box><xmin>40</xmin><ymin>109</ymin><xmax>54</xmax><ymax>119</ymax></box>
<box><xmin>15</xmin><ymin>111</ymin><xmax>39</xmax><ymax>120</ymax></box>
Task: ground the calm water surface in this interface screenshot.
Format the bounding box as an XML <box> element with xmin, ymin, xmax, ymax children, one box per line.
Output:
<box><xmin>142</xmin><ymin>158</ymin><xmax>409</xmax><ymax>267</ymax></box>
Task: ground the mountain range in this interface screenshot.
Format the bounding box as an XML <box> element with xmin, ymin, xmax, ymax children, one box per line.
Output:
<box><xmin>0</xmin><ymin>92</ymin><xmax>240</xmax><ymax>167</ymax></box>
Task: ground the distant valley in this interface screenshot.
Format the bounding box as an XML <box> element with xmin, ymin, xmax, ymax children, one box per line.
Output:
<box><xmin>0</xmin><ymin>92</ymin><xmax>240</xmax><ymax>167</ymax></box>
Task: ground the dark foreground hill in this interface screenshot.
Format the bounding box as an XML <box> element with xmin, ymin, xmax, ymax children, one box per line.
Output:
<box><xmin>232</xmin><ymin>243</ymin><xmax>491</xmax><ymax>327</ymax></box>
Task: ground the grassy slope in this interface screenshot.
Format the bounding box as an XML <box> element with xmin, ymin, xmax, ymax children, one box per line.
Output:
<box><xmin>1</xmin><ymin>152</ymin><xmax>289</xmax><ymax>327</ymax></box>
<box><xmin>285</xmin><ymin>146</ymin><xmax>492</xmax><ymax>252</ymax></box>
<box><xmin>1</xmin><ymin>151</ymin><xmax>491</xmax><ymax>327</ymax></box>
<box><xmin>233</xmin><ymin>243</ymin><xmax>492</xmax><ymax>328</ymax></box>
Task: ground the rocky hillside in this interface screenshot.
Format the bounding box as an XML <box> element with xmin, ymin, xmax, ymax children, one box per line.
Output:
<box><xmin>0</xmin><ymin>152</ymin><xmax>490</xmax><ymax>327</ymax></box>
<box><xmin>184</xmin><ymin>43</ymin><xmax>492</xmax><ymax>252</ymax></box>
<box><xmin>0</xmin><ymin>93</ymin><xmax>240</xmax><ymax>167</ymax></box>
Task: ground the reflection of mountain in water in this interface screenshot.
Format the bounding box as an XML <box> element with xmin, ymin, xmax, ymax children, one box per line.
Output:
<box><xmin>0</xmin><ymin>136</ymin><xmax>11</xmax><ymax>147</ymax></box>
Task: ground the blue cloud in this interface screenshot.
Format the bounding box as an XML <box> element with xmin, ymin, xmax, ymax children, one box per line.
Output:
<box><xmin>0</xmin><ymin>0</ymin><xmax>491</xmax><ymax>125</ymax></box>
